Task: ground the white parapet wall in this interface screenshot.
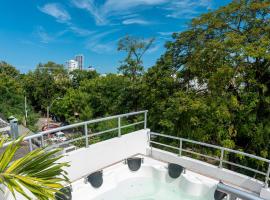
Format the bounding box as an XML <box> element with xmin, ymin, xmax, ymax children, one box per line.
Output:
<box><xmin>2</xmin><ymin>129</ymin><xmax>270</xmax><ymax>200</ymax></box>
<box><xmin>60</xmin><ymin>129</ymin><xmax>150</xmax><ymax>182</ymax></box>
<box><xmin>147</xmin><ymin>147</ymin><xmax>270</xmax><ymax>199</ymax></box>
<box><xmin>1</xmin><ymin>129</ymin><xmax>149</xmax><ymax>200</ymax></box>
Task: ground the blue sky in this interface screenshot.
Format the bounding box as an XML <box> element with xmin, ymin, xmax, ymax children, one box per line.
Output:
<box><xmin>0</xmin><ymin>0</ymin><xmax>231</xmax><ymax>73</ymax></box>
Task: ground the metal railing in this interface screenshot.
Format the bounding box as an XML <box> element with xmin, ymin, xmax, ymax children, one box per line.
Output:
<box><xmin>149</xmin><ymin>132</ymin><xmax>270</xmax><ymax>188</ymax></box>
<box><xmin>3</xmin><ymin>110</ymin><xmax>148</xmax><ymax>151</ymax></box>
<box><xmin>3</xmin><ymin>110</ymin><xmax>269</xmax><ymax>188</ymax></box>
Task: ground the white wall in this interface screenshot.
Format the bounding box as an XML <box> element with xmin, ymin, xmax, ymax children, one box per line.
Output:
<box><xmin>148</xmin><ymin>147</ymin><xmax>270</xmax><ymax>199</ymax></box>
<box><xmin>3</xmin><ymin>129</ymin><xmax>270</xmax><ymax>200</ymax></box>
<box><xmin>0</xmin><ymin>186</ymin><xmax>10</xmax><ymax>200</ymax></box>
<box><xmin>60</xmin><ymin>129</ymin><xmax>149</xmax><ymax>182</ymax></box>
<box><xmin>1</xmin><ymin>129</ymin><xmax>149</xmax><ymax>200</ymax></box>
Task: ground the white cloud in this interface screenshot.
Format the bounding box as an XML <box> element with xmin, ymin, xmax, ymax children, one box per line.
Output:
<box><xmin>91</xmin><ymin>43</ymin><xmax>115</xmax><ymax>53</ymax></box>
<box><xmin>147</xmin><ymin>44</ymin><xmax>161</xmax><ymax>54</ymax></box>
<box><xmin>71</xmin><ymin>0</ymin><xmax>212</xmax><ymax>26</ymax></box>
<box><xmin>89</xmin><ymin>29</ymin><xmax>118</xmax><ymax>41</ymax></box>
<box><xmin>165</xmin><ymin>0</ymin><xmax>212</xmax><ymax>19</ymax></box>
<box><xmin>85</xmin><ymin>30</ymin><xmax>119</xmax><ymax>53</ymax></box>
<box><xmin>35</xmin><ymin>26</ymin><xmax>67</xmax><ymax>43</ymax></box>
<box><xmin>36</xmin><ymin>26</ymin><xmax>53</xmax><ymax>43</ymax></box>
<box><xmin>121</xmin><ymin>13</ymin><xmax>140</xmax><ymax>20</ymax></box>
<box><xmin>39</xmin><ymin>3</ymin><xmax>95</xmax><ymax>37</ymax></box>
<box><xmin>69</xmin><ymin>26</ymin><xmax>95</xmax><ymax>36</ymax></box>
<box><xmin>102</xmin><ymin>0</ymin><xmax>167</xmax><ymax>13</ymax></box>
<box><xmin>158</xmin><ymin>31</ymin><xmax>174</xmax><ymax>36</ymax></box>
<box><xmin>71</xmin><ymin>0</ymin><xmax>166</xmax><ymax>25</ymax></box>
<box><xmin>39</xmin><ymin>3</ymin><xmax>71</xmax><ymax>22</ymax></box>
<box><xmin>71</xmin><ymin>0</ymin><xmax>107</xmax><ymax>25</ymax></box>
<box><xmin>122</xmin><ymin>18</ymin><xmax>150</xmax><ymax>25</ymax></box>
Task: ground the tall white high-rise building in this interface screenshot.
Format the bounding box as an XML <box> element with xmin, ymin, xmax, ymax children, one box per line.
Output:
<box><xmin>75</xmin><ymin>54</ymin><xmax>84</xmax><ymax>70</ymax></box>
<box><xmin>66</xmin><ymin>59</ymin><xmax>79</xmax><ymax>72</ymax></box>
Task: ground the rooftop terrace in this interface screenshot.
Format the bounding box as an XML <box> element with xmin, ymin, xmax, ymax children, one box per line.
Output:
<box><xmin>1</xmin><ymin>111</ymin><xmax>270</xmax><ymax>200</ymax></box>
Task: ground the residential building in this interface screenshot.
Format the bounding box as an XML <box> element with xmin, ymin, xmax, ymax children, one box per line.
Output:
<box><xmin>75</xmin><ymin>55</ymin><xmax>84</xmax><ymax>70</ymax></box>
<box><xmin>66</xmin><ymin>59</ymin><xmax>79</xmax><ymax>72</ymax></box>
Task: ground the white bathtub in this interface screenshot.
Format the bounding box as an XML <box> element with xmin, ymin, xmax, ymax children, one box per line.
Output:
<box><xmin>71</xmin><ymin>157</ymin><xmax>218</xmax><ymax>200</ymax></box>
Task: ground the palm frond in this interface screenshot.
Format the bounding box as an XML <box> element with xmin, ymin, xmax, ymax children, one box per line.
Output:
<box><xmin>0</xmin><ymin>135</ymin><xmax>70</xmax><ymax>200</ymax></box>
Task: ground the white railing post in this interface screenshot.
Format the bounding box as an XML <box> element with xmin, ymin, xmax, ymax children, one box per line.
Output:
<box><xmin>84</xmin><ymin>124</ymin><xmax>89</xmax><ymax>147</ymax></box>
<box><xmin>41</xmin><ymin>135</ymin><xmax>44</xmax><ymax>148</ymax></box>
<box><xmin>29</xmin><ymin>139</ymin><xmax>33</xmax><ymax>152</ymax></box>
<box><xmin>148</xmin><ymin>132</ymin><xmax>152</xmax><ymax>156</ymax></box>
<box><xmin>265</xmin><ymin>163</ymin><xmax>270</xmax><ymax>188</ymax></box>
<box><xmin>144</xmin><ymin>111</ymin><xmax>147</xmax><ymax>129</ymax></box>
<box><xmin>219</xmin><ymin>148</ymin><xmax>224</xmax><ymax>168</ymax></box>
<box><xmin>3</xmin><ymin>110</ymin><xmax>148</xmax><ymax>148</ymax></box>
<box><xmin>179</xmin><ymin>138</ymin><xmax>183</xmax><ymax>156</ymax></box>
<box><xmin>118</xmin><ymin>117</ymin><xmax>121</xmax><ymax>137</ymax></box>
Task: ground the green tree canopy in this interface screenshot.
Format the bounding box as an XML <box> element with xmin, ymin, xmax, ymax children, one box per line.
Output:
<box><xmin>23</xmin><ymin>62</ymin><xmax>71</xmax><ymax>111</ymax></box>
<box><xmin>51</xmin><ymin>74</ymin><xmax>131</xmax><ymax>123</ymax></box>
<box><xmin>69</xmin><ymin>69</ymin><xmax>99</xmax><ymax>88</ymax></box>
<box><xmin>144</xmin><ymin>0</ymin><xmax>270</xmax><ymax>159</ymax></box>
<box><xmin>0</xmin><ymin>62</ymin><xmax>38</xmax><ymax>129</ymax></box>
<box><xmin>0</xmin><ymin>61</ymin><xmax>20</xmax><ymax>78</ymax></box>
<box><xmin>118</xmin><ymin>35</ymin><xmax>154</xmax><ymax>81</ymax></box>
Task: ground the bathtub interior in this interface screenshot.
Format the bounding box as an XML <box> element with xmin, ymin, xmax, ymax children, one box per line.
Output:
<box><xmin>71</xmin><ymin>157</ymin><xmax>218</xmax><ymax>200</ymax></box>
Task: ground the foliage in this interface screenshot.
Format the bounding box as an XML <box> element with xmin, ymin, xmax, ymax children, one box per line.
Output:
<box><xmin>23</xmin><ymin>62</ymin><xmax>70</xmax><ymax>111</ymax></box>
<box><xmin>141</xmin><ymin>0</ymin><xmax>270</xmax><ymax>173</ymax></box>
<box><xmin>151</xmin><ymin>0</ymin><xmax>270</xmax><ymax>155</ymax></box>
<box><xmin>69</xmin><ymin>69</ymin><xmax>99</xmax><ymax>88</ymax></box>
<box><xmin>0</xmin><ymin>62</ymin><xmax>38</xmax><ymax>130</ymax></box>
<box><xmin>117</xmin><ymin>35</ymin><xmax>154</xmax><ymax>111</ymax></box>
<box><xmin>51</xmin><ymin>88</ymin><xmax>93</xmax><ymax>123</ymax></box>
<box><xmin>0</xmin><ymin>136</ymin><xmax>69</xmax><ymax>200</ymax></box>
<box><xmin>0</xmin><ymin>74</ymin><xmax>24</xmax><ymax>118</ymax></box>
<box><xmin>50</xmin><ymin>74</ymin><xmax>136</xmax><ymax>123</ymax></box>
<box><xmin>118</xmin><ymin>35</ymin><xmax>154</xmax><ymax>81</ymax></box>
<box><xmin>1</xmin><ymin>0</ymin><xmax>270</xmax><ymax>179</ymax></box>
<box><xmin>0</xmin><ymin>61</ymin><xmax>20</xmax><ymax>78</ymax></box>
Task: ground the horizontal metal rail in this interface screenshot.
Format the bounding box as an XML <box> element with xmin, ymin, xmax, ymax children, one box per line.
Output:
<box><xmin>151</xmin><ymin>140</ymin><xmax>220</xmax><ymax>161</ymax></box>
<box><xmin>150</xmin><ymin>141</ymin><xmax>180</xmax><ymax>151</ymax></box>
<box><xmin>48</xmin><ymin>135</ymin><xmax>88</xmax><ymax>150</ymax></box>
<box><xmin>182</xmin><ymin>148</ymin><xmax>220</xmax><ymax>161</ymax></box>
<box><xmin>150</xmin><ymin>132</ymin><xmax>270</xmax><ymax>163</ymax></box>
<box><xmin>47</xmin><ymin>121</ymin><xmax>146</xmax><ymax>150</ymax></box>
<box><xmin>3</xmin><ymin>110</ymin><xmax>148</xmax><ymax>148</ymax></box>
<box><xmin>222</xmin><ymin>160</ymin><xmax>267</xmax><ymax>176</ymax></box>
<box><xmin>120</xmin><ymin>121</ymin><xmax>145</xmax><ymax>129</ymax></box>
<box><xmin>217</xmin><ymin>183</ymin><xmax>264</xmax><ymax>200</ymax></box>
<box><xmin>149</xmin><ymin>132</ymin><xmax>270</xmax><ymax>188</ymax></box>
<box><xmin>90</xmin><ymin>127</ymin><xmax>120</xmax><ymax>137</ymax></box>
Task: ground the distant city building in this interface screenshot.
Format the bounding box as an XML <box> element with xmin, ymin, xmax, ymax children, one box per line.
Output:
<box><xmin>66</xmin><ymin>59</ymin><xmax>79</xmax><ymax>72</ymax></box>
<box><xmin>75</xmin><ymin>54</ymin><xmax>84</xmax><ymax>70</ymax></box>
<box><xmin>88</xmin><ymin>66</ymin><xmax>96</xmax><ymax>71</ymax></box>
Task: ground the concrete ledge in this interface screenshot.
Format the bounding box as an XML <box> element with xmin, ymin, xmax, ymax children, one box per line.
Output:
<box><xmin>147</xmin><ymin>147</ymin><xmax>265</xmax><ymax>195</ymax></box>
<box><xmin>60</xmin><ymin>129</ymin><xmax>150</xmax><ymax>182</ymax></box>
<box><xmin>260</xmin><ymin>188</ymin><xmax>270</xmax><ymax>200</ymax></box>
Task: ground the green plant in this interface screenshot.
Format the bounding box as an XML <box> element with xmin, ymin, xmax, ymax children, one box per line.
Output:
<box><xmin>0</xmin><ymin>136</ymin><xmax>70</xmax><ymax>200</ymax></box>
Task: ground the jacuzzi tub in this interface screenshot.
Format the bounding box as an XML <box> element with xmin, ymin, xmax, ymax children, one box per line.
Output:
<box><xmin>71</xmin><ymin>157</ymin><xmax>218</xmax><ymax>200</ymax></box>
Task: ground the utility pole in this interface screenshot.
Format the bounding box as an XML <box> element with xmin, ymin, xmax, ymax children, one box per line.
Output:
<box><xmin>24</xmin><ymin>96</ymin><xmax>28</xmax><ymax>127</ymax></box>
<box><xmin>47</xmin><ymin>105</ymin><xmax>49</xmax><ymax>127</ymax></box>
